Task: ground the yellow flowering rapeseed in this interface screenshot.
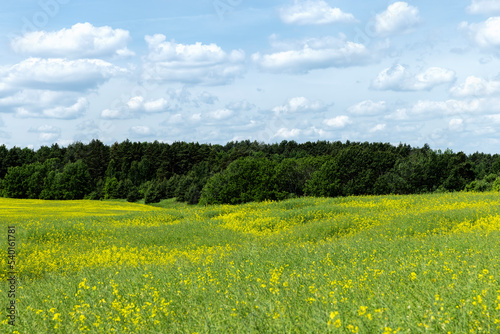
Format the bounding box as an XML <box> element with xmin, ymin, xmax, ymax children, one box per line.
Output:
<box><xmin>0</xmin><ymin>192</ymin><xmax>500</xmax><ymax>332</ymax></box>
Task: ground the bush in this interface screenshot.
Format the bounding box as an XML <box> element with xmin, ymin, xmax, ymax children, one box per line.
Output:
<box><xmin>199</xmin><ymin>156</ymin><xmax>277</xmax><ymax>205</ymax></box>
<box><xmin>304</xmin><ymin>158</ymin><xmax>341</xmax><ymax>197</ymax></box>
<box><xmin>104</xmin><ymin>177</ymin><xmax>119</xmax><ymax>199</ymax></box>
<box><xmin>138</xmin><ymin>181</ymin><xmax>152</xmax><ymax>198</ymax></box>
<box><xmin>484</xmin><ymin>173</ymin><xmax>498</xmax><ymax>183</ymax></box>
<box><xmin>493</xmin><ymin>177</ymin><xmax>500</xmax><ymax>192</ymax></box>
<box><xmin>465</xmin><ymin>173</ymin><xmax>498</xmax><ymax>192</ymax></box>
<box><xmin>471</xmin><ymin>180</ymin><xmax>489</xmax><ymax>192</ymax></box>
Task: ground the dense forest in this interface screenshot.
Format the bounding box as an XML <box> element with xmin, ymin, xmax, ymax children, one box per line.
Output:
<box><xmin>0</xmin><ymin>139</ymin><xmax>499</xmax><ymax>205</ymax></box>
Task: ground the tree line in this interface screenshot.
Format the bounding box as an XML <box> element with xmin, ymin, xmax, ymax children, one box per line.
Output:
<box><xmin>0</xmin><ymin>139</ymin><xmax>499</xmax><ymax>204</ymax></box>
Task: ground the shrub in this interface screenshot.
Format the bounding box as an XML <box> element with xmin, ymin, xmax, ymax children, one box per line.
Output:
<box><xmin>493</xmin><ymin>177</ymin><xmax>500</xmax><ymax>192</ymax></box>
<box><xmin>199</xmin><ymin>156</ymin><xmax>277</xmax><ymax>205</ymax></box>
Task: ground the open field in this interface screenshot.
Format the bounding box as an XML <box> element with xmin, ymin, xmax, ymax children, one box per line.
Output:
<box><xmin>1</xmin><ymin>193</ymin><xmax>500</xmax><ymax>333</ymax></box>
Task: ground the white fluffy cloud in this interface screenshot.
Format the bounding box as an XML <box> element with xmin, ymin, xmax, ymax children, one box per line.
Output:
<box><xmin>449</xmin><ymin>118</ymin><xmax>464</xmax><ymax>131</ymax></box>
<box><xmin>11</xmin><ymin>23</ymin><xmax>133</xmax><ymax>58</ymax></box>
<box><xmin>0</xmin><ymin>24</ymin><xmax>128</xmax><ymax>122</ymax></box>
<box><xmin>0</xmin><ymin>89</ymin><xmax>88</xmax><ymax>119</ymax></box>
<box><xmin>143</xmin><ymin>34</ymin><xmax>245</xmax><ymax>85</ymax></box>
<box><xmin>0</xmin><ymin>90</ymin><xmax>61</xmax><ymax>107</ymax></box>
<box><xmin>388</xmin><ymin>98</ymin><xmax>500</xmax><ymax>121</ymax></box>
<box><xmin>208</xmin><ymin>108</ymin><xmax>234</xmax><ymax>120</ymax></box>
<box><xmin>347</xmin><ymin>100</ymin><xmax>387</xmax><ymax>115</ymax></box>
<box><xmin>253</xmin><ymin>36</ymin><xmax>370</xmax><ymax>73</ymax></box>
<box><xmin>460</xmin><ymin>17</ymin><xmax>500</xmax><ymax>53</ymax></box>
<box><xmin>450</xmin><ymin>76</ymin><xmax>500</xmax><ymax>97</ymax></box>
<box><xmin>41</xmin><ymin>98</ymin><xmax>89</xmax><ymax>119</ymax></box>
<box><xmin>0</xmin><ymin>58</ymin><xmax>126</xmax><ymax>91</ymax></box>
<box><xmin>374</xmin><ymin>2</ymin><xmax>420</xmax><ymax>37</ymax></box>
<box><xmin>467</xmin><ymin>0</ymin><xmax>500</xmax><ymax>14</ymax></box>
<box><xmin>272</xmin><ymin>97</ymin><xmax>326</xmax><ymax>115</ymax></box>
<box><xmin>410</xmin><ymin>99</ymin><xmax>481</xmax><ymax>115</ymax></box>
<box><xmin>413</xmin><ymin>67</ymin><xmax>457</xmax><ymax>90</ymax></box>
<box><xmin>280</xmin><ymin>0</ymin><xmax>356</xmax><ymax>25</ymax></box>
<box><xmin>101</xmin><ymin>95</ymin><xmax>173</xmax><ymax>119</ymax></box>
<box><xmin>127</xmin><ymin>96</ymin><xmax>171</xmax><ymax>113</ymax></box>
<box><xmin>39</xmin><ymin>132</ymin><xmax>60</xmax><ymax>141</ymax></box>
<box><xmin>100</xmin><ymin>108</ymin><xmax>123</xmax><ymax>119</ymax></box>
<box><xmin>323</xmin><ymin>115</ymin><xmax>351</xmax><ymax>128</ymax></box>
<box><xmin>370</xmin><ymin>124</ymin><xmax>386</xmax><ymax>132</ymax></box>
<box><xmin>15</xmin><ymin>98</ymin><xmax>87</xmax><ymax>119</ymax></box>
<box><xmin>303</xmin><ymin>126</ymin><xmax>328</xmax><ymax>138</ymax></box>
<box><xmin>372</xmin><ymin>64</ymin><xmax>456</xmax><ymax>91</ymax></box>
<box><xmin>274</xmin><ymin>128</ymin><xmax>302</xmax><ymax>139</ymax></box>
<box><xmin>190</xmin><ymin>113</ymin><xmax>202</xmax><ymax>122</ymax></box>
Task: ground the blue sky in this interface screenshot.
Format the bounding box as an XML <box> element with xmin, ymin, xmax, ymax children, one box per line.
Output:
<box><xmin>1</xmin><ymin>0</ymin><xmax>500</xmax><ymax>153</ymax></box>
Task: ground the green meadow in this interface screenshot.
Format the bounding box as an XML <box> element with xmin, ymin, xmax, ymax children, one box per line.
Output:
<box><xmin>1</xmin><ymin>192</ymin><xmax>500</xmax><ymax>333</ymax></box>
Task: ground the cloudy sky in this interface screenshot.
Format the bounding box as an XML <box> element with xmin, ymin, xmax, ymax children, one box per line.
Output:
<box><xmin>1</xmin><ymin>0</ymin><xmax>500</xmax><ymax>153</ymax></box>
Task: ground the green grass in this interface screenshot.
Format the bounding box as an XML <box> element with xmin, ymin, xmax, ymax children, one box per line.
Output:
<box><xmin>1</xmin><ymin>192</ymin><xmax>500</xmax><ymax>333</ymax></box>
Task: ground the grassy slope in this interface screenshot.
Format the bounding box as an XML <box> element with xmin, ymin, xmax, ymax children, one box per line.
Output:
<box><xmin>1</xmin><ymin>193</ymin><xmax>500</xmax><ymax>333</ymax></box>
